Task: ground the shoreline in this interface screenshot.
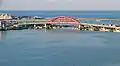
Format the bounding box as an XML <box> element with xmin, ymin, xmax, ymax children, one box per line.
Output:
<box><xmin>0</xmin><ymin>13</ymin><xmax>120</xmax><ymax>32</ymax></box>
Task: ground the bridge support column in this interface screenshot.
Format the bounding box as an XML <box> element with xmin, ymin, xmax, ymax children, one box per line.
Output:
<box><xmin>25</xmin><ymin>24</ymin><xmax>27</xmax><ymax>28</ymax></box>
<box><xmin>78</xmin><ymin>24</ymin><xmax>81</xmax><ymax>28</ymax></box>
<box><xmin>34</xmin><ymin>24</ymin><xmax>36</xmax><ymax>28</ymax></box>
<box><xmin>44</xmin><ymin>24</ymin><xmax>47</xmax><ymax>28</ymax></box>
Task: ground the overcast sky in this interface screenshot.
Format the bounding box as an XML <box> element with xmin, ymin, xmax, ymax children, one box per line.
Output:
<box><xmin>0</xmin><ymin>0</ymin><xmax>120</xmax><ymax>10</ymax></box>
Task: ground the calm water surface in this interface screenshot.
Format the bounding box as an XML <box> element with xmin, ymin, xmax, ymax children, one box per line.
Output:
<box><xmin>0</xmin><ymin>29</ymin><xmax>120</xmax><ymax>66</ymax></box>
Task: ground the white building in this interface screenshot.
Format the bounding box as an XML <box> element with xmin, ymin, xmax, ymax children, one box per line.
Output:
<box><xmin>0</xmin><ymin>13</ymin><xmax>12</xmax><ymax>19</ymax></box>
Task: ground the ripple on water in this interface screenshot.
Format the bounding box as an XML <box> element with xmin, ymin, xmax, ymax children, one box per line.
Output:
<box><xmin>0</xmin><ymin>30</ymin><xmax>120</xmax><ymax>66</ymax></box>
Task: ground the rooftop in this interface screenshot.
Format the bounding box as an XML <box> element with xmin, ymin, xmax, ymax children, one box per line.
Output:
<box><xmin>0</xmin><ymin>13</ymin><xmax>12</xmax><ymax>19</ymax></box>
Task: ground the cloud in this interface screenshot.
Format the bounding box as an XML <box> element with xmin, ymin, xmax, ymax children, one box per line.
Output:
<box><xmin>47</xmin><ymin>0</ymin><xmax>57</xmax><ymax>3</ymax></box>
<box><xmin>0</xmin><ymin>0</ymin><xmax>120</xmax><ymax>10</ymax></box>
<box><xmin>0</xmin><ymin>0</ymin><xmax>2</xmax><ymax>7</ymax></box>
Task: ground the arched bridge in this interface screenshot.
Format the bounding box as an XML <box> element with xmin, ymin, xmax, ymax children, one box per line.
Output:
<box><xmin>46</xmin><ymin>16</ymin><xmax>81</xmax><ymax>24</ymax></box>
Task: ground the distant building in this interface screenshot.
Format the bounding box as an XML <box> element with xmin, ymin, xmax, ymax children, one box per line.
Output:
<box><xmin>0</xmin><ymin>13</ymin><xmax>12</xmax><ymax>20</ymax></box>
<box><xmin>0</xmin><ymin>13</ymin><xmax>12</xmax><ymax>29</ymax></box>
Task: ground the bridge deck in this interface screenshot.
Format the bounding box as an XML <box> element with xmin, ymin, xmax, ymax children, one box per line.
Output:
<box><xmin>2</xmin><ymin>18</ymin><xmax>120</xmax><ymax>29</ymax></box>
<box><xmin>17</xmin><ymin>22</ymin><xmax>120</xmax><ymax>29</ymax></box>
<box><xmin>3</xmin><ymin>18</ymin><xmax>120</xmax><ymax>22</ymax></box>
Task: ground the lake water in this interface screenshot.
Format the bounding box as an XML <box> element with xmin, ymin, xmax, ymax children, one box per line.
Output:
<box><xmin>0</xmin><ymin>29</ymin><xmax>120</xmax><ymax>66</ymax></box>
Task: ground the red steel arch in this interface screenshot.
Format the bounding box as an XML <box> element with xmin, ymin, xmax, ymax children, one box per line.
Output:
<box><xmin>46</xmin><ymin>16</ymin><xmax>81</xmax><ymax>24</ymax></box>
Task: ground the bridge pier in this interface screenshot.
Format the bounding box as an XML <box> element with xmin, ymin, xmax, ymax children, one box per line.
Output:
<box><xmin>78</xmin><ymin>24</ymin><xmax>81</xmax><ymax>28</ymax></box>
<box><xmin>44</xmin><ymin>24</ymin><xmax>47</xmax><ymax>28</ymax></box>
<box><xmin>25</xmin><ymin>24</ymin><xmax>27</xmax><ymax>29</ymax></box>
<box><xmin>34</xmin><ymin>24</ymin><xmax>36</xmax><ymax>28</ymax></box>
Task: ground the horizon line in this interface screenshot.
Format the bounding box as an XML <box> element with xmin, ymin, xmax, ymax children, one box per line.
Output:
<box><xmin>1</xmin><ymin>10</ymin><xmax>120</xmax><ymax>11</ymax></box>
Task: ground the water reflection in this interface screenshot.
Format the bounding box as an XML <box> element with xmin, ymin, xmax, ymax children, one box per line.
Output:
<box><xmin>0</xmin><ymin>30</ymin><xmax>120</xmax><ymax>66</ymax></box>
<box><xmin>0</xmin><ymin>31</ymin><xmax>7</xmax><ymax>40</ymax></box>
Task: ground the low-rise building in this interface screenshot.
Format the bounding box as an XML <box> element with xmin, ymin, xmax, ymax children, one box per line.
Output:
<box><xmin>0</xmin><ymin>13</ymin><xmax>12</xmax><ymax>19</ymax></box>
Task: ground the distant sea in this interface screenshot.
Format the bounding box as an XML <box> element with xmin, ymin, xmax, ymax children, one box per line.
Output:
<box><xmin>1</xmin><ymin>11</ymin><xmax>120</xmax><ymax>24</ymax></box>
<box><xmin>0</xmin><ymin>11</ymin><xmax>120</xmax><ymax>18</ymax></box>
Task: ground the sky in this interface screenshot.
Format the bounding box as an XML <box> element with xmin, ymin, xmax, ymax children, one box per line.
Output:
<box><xmin>0</xmin><ymin>0</ymin><xmax>120</xmax><ymax>10</ymax></box>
